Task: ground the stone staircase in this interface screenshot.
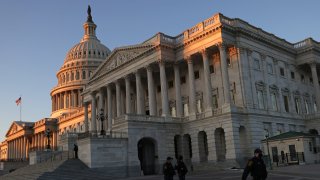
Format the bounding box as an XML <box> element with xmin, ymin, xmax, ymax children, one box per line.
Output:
<box><xmin>1</xmin><ymin>158</ymin><xmax>117</xmax><ymax>180</ymax></box>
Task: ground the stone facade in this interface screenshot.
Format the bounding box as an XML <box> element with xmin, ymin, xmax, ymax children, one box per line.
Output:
<box><xmin>81</xmin><ymin>12</ymin><xmax>320</xmax><ymax>174</ymax></box>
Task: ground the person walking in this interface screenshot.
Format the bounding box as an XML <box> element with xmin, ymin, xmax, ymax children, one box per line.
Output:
<box><xmin>242</xmin><ymin>148</ymin><xmax>268</xmax><ymax>180</ymax></box>
<box><xmin>74</xmin><ymin>144</ymin><xmax>78</xmax><ymax>159</ymax></box>
<box><xmin>175</xmin><ymin>155</ymin><xmax>188</xmax><ymax>180</ymax></box>
<box><xmin>163</xmin><ymin>156</ymin><xmax>175</xmax><ymax>180</ymax></box>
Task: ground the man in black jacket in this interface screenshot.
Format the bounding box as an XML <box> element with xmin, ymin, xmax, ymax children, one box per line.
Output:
<box><xmin>242</xmin><ymin>148</ymin><xmax>268</xmax><ymax>180</ymax></box>
<box><xmin>175</xmin><ymin>155</ymin><xmax>188</xmax><ymax>180</ymax></box>
<box><xmin>163</xmin><ymin>157</ymin><xmax>175</xmax><ymax>180</ymax></box>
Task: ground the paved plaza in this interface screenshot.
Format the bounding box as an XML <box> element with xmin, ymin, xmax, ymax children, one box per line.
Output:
<box><xmin>117</xmin><ymin>164</ymin><xmax>320</xmax><ymax>180</ymax></box>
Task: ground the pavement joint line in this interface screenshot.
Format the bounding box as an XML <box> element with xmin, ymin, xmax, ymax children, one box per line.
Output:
<box><xmin>269</xmin><ymin>172</ymin><xmax>320</xmax><ymax>180</ymax></box>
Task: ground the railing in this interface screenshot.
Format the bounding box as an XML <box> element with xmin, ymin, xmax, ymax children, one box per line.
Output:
<box><xmin>0</xmin><ymin>158</ymin><xmax>29</xmax><ymax>162</ymax></box>
<box><xmin>77</xmin><ymin>131</ymin><xmax>128</xmax><ymax>140</ymax></box>
<box><xmin>270</xmin><ymin>152</ymin><xmax>305</xmax><ymax>166</ymax></box>
<box><xmin>59</xmin><ymin>132</ymin><xmax>79</xmax><ymax>141</ymax></box>
<box><xmin>29</xmin><ymin>146</ymin><xmax>59</xmax><ymax>152</ymax></box>
<box><xmin>37</xmin><ymin>151</ymin><xmax>71</xmax><ymax>163</ymax></box>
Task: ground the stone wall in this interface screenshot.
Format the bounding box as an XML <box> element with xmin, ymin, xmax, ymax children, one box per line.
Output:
<box><xmin>78</xmin><ymin>137</ymin><xmax>128</xmax><ymax>177</ymax></box>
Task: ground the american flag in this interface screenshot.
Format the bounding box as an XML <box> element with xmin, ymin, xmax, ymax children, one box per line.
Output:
<box><xmin>15</xmin><ymin>97</ymin><xmax>21</xmax><ymax>106</ymax></box>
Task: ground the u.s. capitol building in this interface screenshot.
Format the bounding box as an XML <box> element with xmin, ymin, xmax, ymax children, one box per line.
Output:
<box><xmin>1</xmin><ymin>7</ymin><xmax>320</xmax><ymax>176</ymax></box>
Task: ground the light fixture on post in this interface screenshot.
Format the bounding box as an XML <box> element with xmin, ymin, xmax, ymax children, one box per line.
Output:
<box><xmin>265</xmin><ymin>129</ymin><xmax>272</xmax><ymax>170</ymax></box>
<box><xmin>97</xmin><ymin>108</ymin><xmax>106</xmax><ymax>136</ymax></box>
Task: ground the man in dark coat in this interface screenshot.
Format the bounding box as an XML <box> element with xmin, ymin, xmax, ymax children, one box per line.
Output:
<box><xmin>163</xmin><ymin>156</ymin><xmax>175</xmax><ymax>180</ymax></box>
<box><xmin>175</xmin><ymin>155</ymin><xmax>188</xmax><ymax>180</ymax></box>
<box><xmin>242</xmin><ymin>148</ymin><xmax>268</xmax><ymax>180</ymax></box>
<box><xmin>74</xmin><ymin>144</ymin><xmax>78</xmax><ymax>159</ymax></box>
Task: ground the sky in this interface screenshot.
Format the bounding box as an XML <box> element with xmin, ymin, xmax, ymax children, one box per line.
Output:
<box><xmin>0</xmin><ymin>0</ymin><xmax>319</xmax><ymax>141</ymax></box>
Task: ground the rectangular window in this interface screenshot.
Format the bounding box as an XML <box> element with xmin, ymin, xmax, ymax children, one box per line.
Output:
<box><xmin>168</xmin><ymin>81</ymin><xmax>174</xmax><ymax>88</ymax></box>
<box><xmin>181</xmin><ymin>76</ymin><xmax>186</xmax><ymax>84</ymax></box>
<box><xmin>310</xmin><ymin>78</ymin><xmax>313</xmax><ymax>84</ymax></box>
<box><xmin>305</xmin><ymin>99</ymin><xmax>309</xmax><ymax>114</ymax></box>
<box><xmin>309</xmin><ymin>142</ymin><xmax>313</xmax><ymax>152</ymax></box>
<box><xmin>194</xmin><ymin>71</ymin><xmax>200</xmax><ymax>79</ymax></box>
<box><xmin>280</xmin><ymin>67</ymin><xmax>285</xmax><ymax>76</ymax></box>
<box><xmin>291</xmin><ymin>71</ymin><xmax>295</xmax><ymax>79</ymax></box>
<box><xmin>283</xmin><ymin>95</ymin><xmax>289</xmax><ymax>112</ymax></box>
<box><xmin>254</xmin><ymin>59</ymin><xmax>260</xmax><ymax>70</ymax></box>
<box><xmin>183</xmin><ymin>103</ymin><xmax>189</xmax><ymax>117</ymax></box>
<box><xmin>212</xmin><ymin>95</ymin><xmax>218</xmax><ymax>108</ymax></box>
<box><xmin>209</xmin><ymin>65</ymin><xmax>214</xmax><ymax>74</ymax></box>
<box><xmin>157</xmin><ymin>85</ymin><xmax>161</xmax><ymax>92</ymax></box>
<box><xmin>271</xmin><ymin>93</ymin><xmax>278</xmax><ymax>111</ymax></box>
<box><xmin>267</xmin><ymin>63</ymin><xmax>273</xmax><ymax>74</ymax></box>
<box><xmin>301</xmin><ymin>74</ymin><xmax>305</xmax><ymax>82</ymax></box>
<box><xmin>227</xmin><ymin>58</ymin><xmax>231</xmax><ymax>67</ymax></box>
<box><xmin>295</xmin><ymin>98</ymin><xmax>301</xmax><ymax>114</ymax></box>
<box><xmin>257</xmin><ymin>90</ymin><xmax>265</xmax><ymax>109</ymax></box>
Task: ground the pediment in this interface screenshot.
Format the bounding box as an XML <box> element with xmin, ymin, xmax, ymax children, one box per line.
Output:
<box><xmin>6</xmin><ymin>122</ymin><xmax>23</xmax><ymax>137</ymax></box>
<box><xmin>92</xmin><ymin>44</ymin><xmax>154</xmax><ymax>79</ymax></box>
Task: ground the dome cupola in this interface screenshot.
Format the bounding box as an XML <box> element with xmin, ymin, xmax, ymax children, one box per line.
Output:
<box><xmin>50</xmin><ymin>6</ymin><xmax>110</xmax><ymax>118</ymax></box>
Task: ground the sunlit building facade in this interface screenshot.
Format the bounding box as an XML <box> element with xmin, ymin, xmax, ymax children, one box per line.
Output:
<box><xmin>1</xmin><ymin>8</ymin><xmax>320</xmax><ymax>176</ymax></box>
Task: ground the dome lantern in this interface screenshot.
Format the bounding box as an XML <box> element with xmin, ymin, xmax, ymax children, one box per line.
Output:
<box><xmin>81</xmin><ymin>5</ymin><xmax>98</xmax><ymax>42</ymax></box>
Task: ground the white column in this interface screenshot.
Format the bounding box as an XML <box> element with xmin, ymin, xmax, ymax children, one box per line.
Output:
<box><xmin>84</xmin><ymin>103</ymin><xmax>89</xmax><ymax>132</ymax></box>
<box><xmin>136</xmin><ymin>71</ymin><xmax>144</xmax><ymax>114</ymax></box>
<box><xmin>147</xmin><ymin>66</ymin><xmax>157</xmax><ymax>116</ymax></box>
<box><xmin>90</xmin><ymin>93</ymin><xmax>97</xmax><ymax>134</ymax></box>
<box><xmin>202</xmin><ymin>49</ymin><xmax>213</xmax><ymax>112</ymax></box>
<box><xmin>218</xmin><ymin>43</ymin><xmax>231</xmax><ymax>104</ymax></box>
<box><xmin>159</xmin><ymin>61</ymin><xmax>169</xmax><ymax>116</ymax></box>
<box><xmin>174</xmin><ymin>64</ymin><xmax>183</xmax><ymax>117</ymax></box>
<box><xmin>107</xmin><ymin>85</ymin><xmax>113</xmax><ymax>132</ymax></box>
<box><xmin>116</xmin><ymin>81</ymin><xmax>121</xmax><ymax>117</ymax></box>
<box><xmin>64</xmin><ymin>92</ymin><xmax>67</xmax><ymax>109</ymax></box>
<box><xmin>125</xmin><ymin>76</ymin><xmax>131</xmax><ymax>114</ymax></box>
<box><xmin>187</xmin><ymin>58</ymin><xmax>196</xmax><ymax>115</ymax></box>
<box><xmin>310</xmin><ymin>63</ymin><xmax>320</xmax><ymax>111</ymax></box>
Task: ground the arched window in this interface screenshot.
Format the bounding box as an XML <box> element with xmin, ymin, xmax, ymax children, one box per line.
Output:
<box><xmin>66</xmin><ymin>72</ymin><xmax>69</xmax><ymax>82</ymax></box>
<box><xmin>82</xmin><ymin>71</ymin><xmax>86</xmax><ymax>79</ymax></box>
<box><xmin>71</xmin><ymin>71</ymin><xmax>74</xmax><ymax>81</ymax></box>
<box><xmin>63</xmin><ymin>74</ymin><xmax>66</xmax><ymax>83</ymax></box>
<box><xmin>76</xmin><ymin>71</ymin><xmax>79</xmax><ymax>80</ymax></box>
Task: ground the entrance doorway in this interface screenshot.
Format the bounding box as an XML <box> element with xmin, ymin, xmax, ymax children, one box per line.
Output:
<box><xmin>138</xmin><ymin>138</ymin><xmax>156</xmax><ymax>175</ymax></box>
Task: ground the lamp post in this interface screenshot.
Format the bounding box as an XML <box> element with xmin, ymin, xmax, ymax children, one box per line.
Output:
<box><xmin>97</xmin><ymin>108</ymin><xmax>106</xmax><ymax>136</ymax></box>
<box><xmin>45</xmin><ymin>128</ymin><xmax>51</xmax><ymax>150</ymax></box>
<box><xmin>265</xmin><ymin>129</ymin><xmax>273</xmax><ymax>170</ymax></box>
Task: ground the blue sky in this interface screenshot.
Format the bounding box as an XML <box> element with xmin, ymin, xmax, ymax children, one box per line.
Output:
<box><xmin>0</xmin><ymin>0</ymin><xmax>319</xmax><ymax>140</ymax></box>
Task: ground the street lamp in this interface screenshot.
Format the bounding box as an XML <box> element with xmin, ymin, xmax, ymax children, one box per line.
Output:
<box><xmin>97</xmin><ymin>108</ymin><xmax>106</xmax><ymax>136</ymax></box>
<box><xmin>265</xmin><ymin>129</ymin><xmax>273</xmax><ymax>170</ymax></box>
<box><xmin>45</xmin><ymin>128</ymin><xmax>51</xmax><ymax>150</ymax></box>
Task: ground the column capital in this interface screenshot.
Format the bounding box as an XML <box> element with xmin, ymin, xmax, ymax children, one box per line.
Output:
<box><xmin>199</xmin><ymin>47</ymin><xmax>210</xmax><ymax>57</ymax></box>
<box><xmin>228</xmin><ymin>46</ymin><xmax>237</xmax><ymax>56</ymax></box>
<box><xmin>145</xmin><ymin>64</ymin><xmax>154</xmax><ymax>71</ymax></box>
<box><xmin>310</xmin><ymin>62</ymin><xmax>317</xmax><ymax>68</ymax></box>
<box><xmin>184</xmin><ymin>56</ymin><xmax>193</xmax><ymax>64</ymax></box>
<box><xmin>216</xmin><ymin>42</ymin><xmax>227</xmax><ymax>50</ymax></box>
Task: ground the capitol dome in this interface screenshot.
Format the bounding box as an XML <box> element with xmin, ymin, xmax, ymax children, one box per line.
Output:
<box><xmin>50</xmin><ymin>6</ymin><xmax>110</xmax><ymax>118</ymax></box>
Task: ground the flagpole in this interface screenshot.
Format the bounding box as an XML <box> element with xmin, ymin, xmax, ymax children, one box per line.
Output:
<box><xmin>20</xmin><ymin>95</ymin><xmax>22</xmax><ymax>121</ymax></box>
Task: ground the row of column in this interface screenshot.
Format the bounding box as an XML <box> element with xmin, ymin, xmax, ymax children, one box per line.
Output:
<box><xmin>310</xmin><ymin>63</ymin><xmax>320</xmax><ymax>111</ymax></box>
<box><xmin>30</xmin><ymin>133</ymin><xmax>45</xmax><ymax>151</ymax></box>
<box><xmin>84</xmin><ymin>43</ymin><xmax>232</xmax><ymax>133</ymax></box>
<box><xmin>7</xmin><ymin>136</ymin><xmax>28</xmax><ymax>160</ymax></box>
<box><xmin>52</xmin><ymin>89</ymin><xmax>82</xmax><ymax>111</ymax></box>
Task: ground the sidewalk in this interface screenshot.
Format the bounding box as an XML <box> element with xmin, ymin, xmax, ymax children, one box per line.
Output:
<box><xmin>270</xmin><ymin>164</ymin><xmax>320</xmax><ymax>179</ymax></box>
